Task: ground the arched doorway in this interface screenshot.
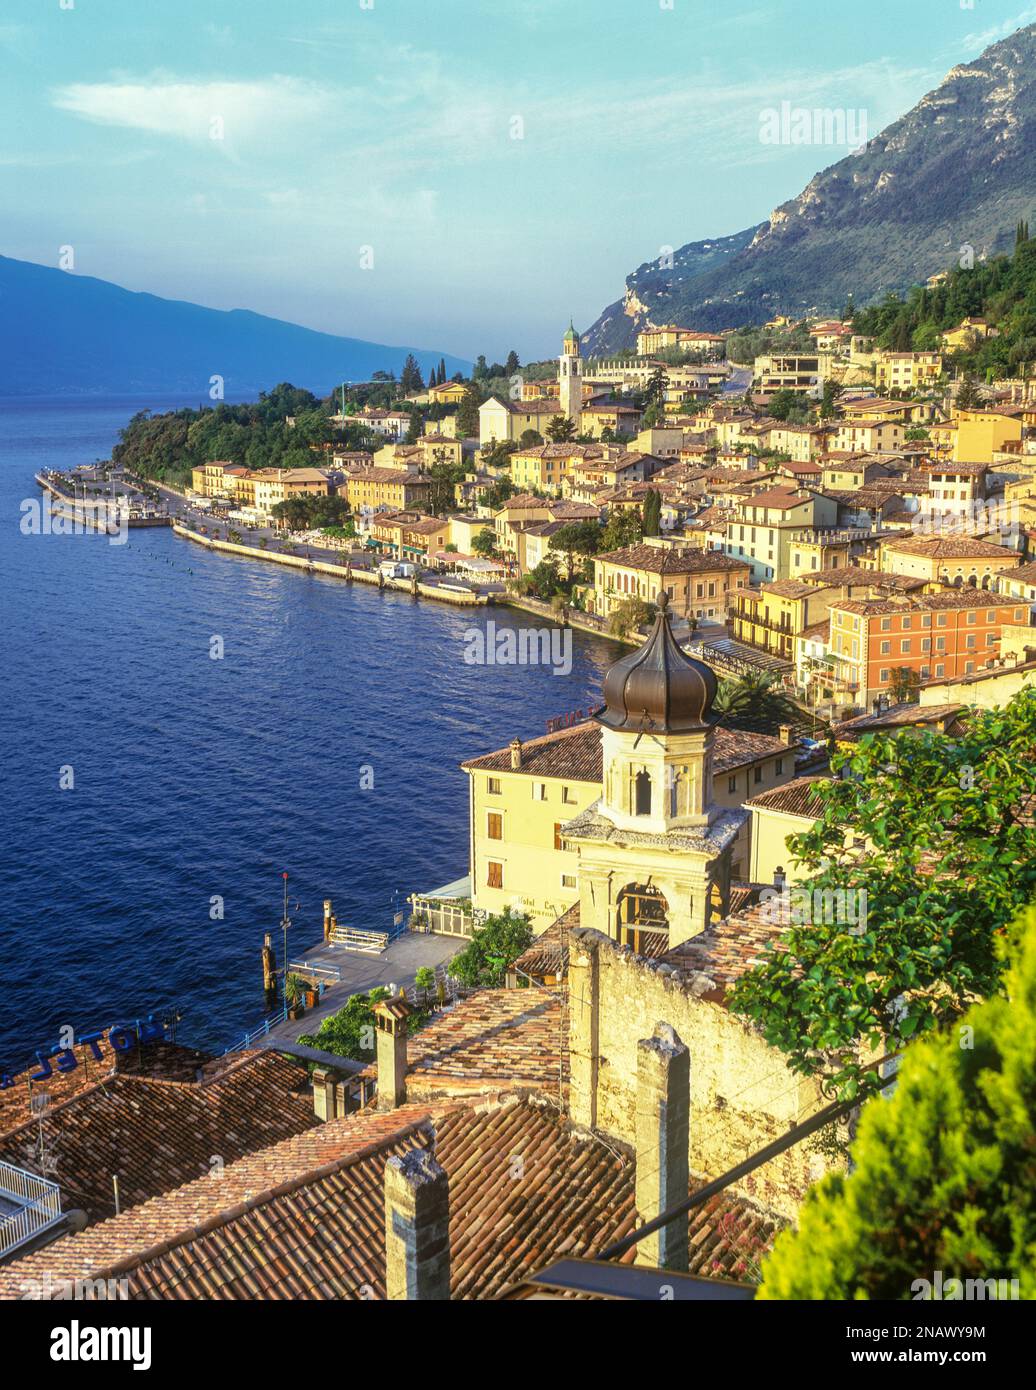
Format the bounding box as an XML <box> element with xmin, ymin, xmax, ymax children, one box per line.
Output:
<box><xmin>616</xmin><ymin>883</ymin><xmax>669</xmax><ymax>953</ymax></box>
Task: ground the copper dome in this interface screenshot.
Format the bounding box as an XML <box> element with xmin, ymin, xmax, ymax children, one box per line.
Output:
<box><xmin>595</xmin><ymin>593</ymin><xmax>717</xmax><ymax>734</ymax></box>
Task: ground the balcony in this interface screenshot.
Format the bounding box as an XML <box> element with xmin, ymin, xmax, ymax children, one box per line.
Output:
<box><xmin>0</xmin><ymin>1161</ymin><xmax>62</xmax><ymax>1262</ymax></box>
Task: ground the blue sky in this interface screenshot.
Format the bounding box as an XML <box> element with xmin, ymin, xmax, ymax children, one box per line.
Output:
<box><xmin>1</xmin><ymin>0</ymin><xmax>1033</xmax><ymax>361</ymax></box>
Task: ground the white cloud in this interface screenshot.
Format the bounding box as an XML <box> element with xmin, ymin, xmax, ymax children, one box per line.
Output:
<box><xmin>51</xmin><ymin>76</ymin><xmax>332</xmax><ymax>144</ymax></box>
<box><xmin>962</xmin><ymin>6</ymin><xmax>1036</xmax><ymax>54</ymax></box>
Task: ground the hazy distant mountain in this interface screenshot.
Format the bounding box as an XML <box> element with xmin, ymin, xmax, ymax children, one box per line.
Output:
<box><xmin>583</xmin><ymin>23</ymin><xmax>1036</xmax><ymax>354</ymax></box>
<box><xmin>0</xmin><ymin>254</ymin><xmax>469</xmax><ymax>396</ymax></box>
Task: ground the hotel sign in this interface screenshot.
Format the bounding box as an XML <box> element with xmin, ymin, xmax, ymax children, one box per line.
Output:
<box><xmin>1</xmin><ymin>1015</ymin><xmax>170</xmax><ymax>1089</ymax></box>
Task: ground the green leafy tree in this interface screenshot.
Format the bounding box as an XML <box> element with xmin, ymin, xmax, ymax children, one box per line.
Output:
<box><xmin>456</xmin><ymin>382</ymin><xmax>482</xmax><ymax>438</ymax></box>
<box><xmin>759</xmin><ymin>903</ymin><xmax>1036</xmax><ymax>1300</ymax></box>
<box><xmin>413</xmin><ymin>966</ymin><xmax>436</xmax><ymax>1004</ymax></box>
<box><xmin>599</xmin><ymin>507</ymin><xmax>642</xmax><ymax>552</ymax></box>
<box><xmin>505</xmin><ymin>350</ymin><xmax>521</xmax><ymax>375</ymax></box>
<box><xmin>549</xmin><ymin>519</ymin><xmax>603</xmax><ymax>578</ymax></box>
<box><xmin>955</xmin><ymin>375</ymin><xmax>983</xmax><ymax>410</ymax></box>
<box><xmin>887</xmin><ymin>666</ymin><xmax>921</xmax><ymax>704</ymax></box>
<box><xmin>298</xmin><ymin>987</ymin><xmax>390</xmax><ymax>1061</ymax></box>
<box><xmin>472</xmin><ymin>527</ymin><xmax>498</xmax><ymax>557</ymax></box>
<box><xmin>608</xmin><ymin>595</ymin><xmax>653</xmax><ymax>638</ymax></box>
<box><xmin>518</xmin><ymin>428</ymin><xmax>543</xmax><ymax>447</ymax></box>
<box><xmin>643</xmin><ymin>364</ymin><xmax>669</xmax><ymax>410</ymax></box>
<box><xmin>448</xmin><ymin>908</ymin><xmax>533</xmax><ymax>989</ymax></box>
<box><xmin>546</xmin><ymin>414</ymin><xmax>576</xmax><ymax>443</ymax></box>
<box><xmin>400</xmin><ymin>354</ymin><xmax>424</xmax><ymax>395</ymax></box>
<box><xmin>729</xmin><ymin>689</ymin><xmax>1036</xmax><ymax>1099</ymax></box>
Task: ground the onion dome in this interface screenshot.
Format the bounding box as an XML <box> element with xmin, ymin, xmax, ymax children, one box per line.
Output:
<box><xmin>563</xmin><ymin>321</ymin><xmax>580</xmax><ymax>349</ymax></box>
<box><xmin>595</xmin><ymin>592</ymin><xmax>717</xmax><ymax>733</ymax></box>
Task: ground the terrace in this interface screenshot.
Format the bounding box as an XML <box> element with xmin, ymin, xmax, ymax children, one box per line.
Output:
<box><xmin>0</xmin><ymin>1160</ymin><xmax>62</xmax><ymax>1263</ymax></box>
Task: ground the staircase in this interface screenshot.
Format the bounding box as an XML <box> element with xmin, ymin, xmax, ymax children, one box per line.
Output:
<box><xmin>329</xmin><ymin>924</ymin><xmax>390</xmax><ymax>953</ymax></box>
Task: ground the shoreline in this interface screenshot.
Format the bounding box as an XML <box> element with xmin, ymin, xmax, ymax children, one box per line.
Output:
<box><xmin>172</xmin><ymin>522</ymin><xmax>490</xmax><ymax>606</ymax></box>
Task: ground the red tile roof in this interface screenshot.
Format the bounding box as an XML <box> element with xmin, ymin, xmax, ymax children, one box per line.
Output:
<box><xmin>0</xmin><ymin>1051</ymin><xmax>319</xmax><ymax>1224</ymax></box>
<box><xmin>0</xmin><ymin>1094</ymin><xmax>779</xmax><ymax>1300</ymax></box>
<box><xmin>461</xmin><ymin>721</ymin><xmax>792</xmax><ymax>782</ymax></box>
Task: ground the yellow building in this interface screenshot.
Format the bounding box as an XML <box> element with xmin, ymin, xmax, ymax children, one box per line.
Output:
<box><xmin>732</xmin><ymin>580</ymin><xmax>841</xmax><ymax>662</ymax></box>
<box><xmin>745</xmin><ymin>776</ymin><xmax>827</xmax><ymax>886</ymax></box>
<box><xmin>344</xmin><ymin>469</ymin><xmax>433</xmax><ymax>513</ymax></box>
<box><xmin>592</xmin><ymin>544</ymin><xmax>751</xmax><ymax>623</ymax></box>
<box><xmin>874</xmin><ymin>352</ymin><xmax>943</xmax><ymax>391</ymax></box>
<box><xmin>461</xmin><ymin>630</ymin><xmax>797</xmax><ymax>932</ymax></box>
<box><xmin>880</xmin><ymin>535</ymin><xmax>1021</xmax><ymax>587</ymax></box>
<box><xmin>478</xmin><ymin>396</ymin><xmax>559</xmax><ymax>444</ymax></box>
<box><xmin>828</xmin><ymin>419</ymin><xmax>905</xmax><ymax>454</ymax></box>
<box><xmin>251</xmin><ymin>468</ymin><xmax>329</xmax><ymax>519</ymax></box>
<box><xmin>951</xmin><ymin>406</ymin><xmax>1025</xmax><ymax>464</ymax></box>
<box><xmin>427</xmin><ymin>380</ymin><xmax>468</xmax><ymax>405</ymax></box>
<box><xmin>509</xmin><ymin>443</ymin><xmax>600</xmax><ymax>495</ymax></box>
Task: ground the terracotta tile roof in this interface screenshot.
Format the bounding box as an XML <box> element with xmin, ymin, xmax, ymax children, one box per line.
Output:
<box><xmin>596</xmin><ymin>545</ymin><xmax>749</xmax><ymax>574</ymax></box>
<box><xmin>0</xmin><ymin>1051</ymin><xmax>319</xmax><ymax>1225</ymax></box>
<box><xmin>884</xmin><ymin>535</ymin><xmax>1018</xmax><ymax>559</ymax></box>
<box><xmin>737</xmin><ymin>487</ymin><xmax>813</xmax><ymax>510</ymax></box>
<box><xmin>461</xmin><ymin>721</ymin><xmax>792</xmax><ymax>783</ymax></box>
<box><xmin>656</xmin><ymin>903</ymin><xmax>792</xmax><ymax>1004</ymax></box>
<box><xmin>745</xmin><ymin>775</ymin><xmax>831</xmax><ymax>819</ymax></box>
<box><xmin>355</xmin><ymin>988</ymin><xmax>567</xmax><ymax>1100</ymax></box>
<box><xmin>831</xmin><ymin>590</ymin><xmax>1025</xmax><ymax>616</ymax></box>
<box><xmin>0</xmin><ymin>1039</ymin><xmax>211</xmax><ymax>1137</ymax></box>
<box><xmin>513</xmin><ymin>905</ymin><xmax>579</xmax><ymax>980</ymax></box>
<box><xmin>1</xmin><ymin>1093</ymin><xmax>780</xmax><ymax>1300</ymax></box>
<box><xmin>833</xmin><ymin>703</ymin><xmax>967</xmax><ymax>737</ymax></box>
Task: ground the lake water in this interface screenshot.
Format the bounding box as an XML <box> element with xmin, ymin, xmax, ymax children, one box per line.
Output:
<box><xmin>0</xmin><ymin>395</ymin><xmax>623</xmax><ymax>1070</ymax></box>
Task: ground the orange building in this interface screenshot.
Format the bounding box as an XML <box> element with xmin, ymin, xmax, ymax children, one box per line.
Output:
<box><xmin>828</xmin><ymin>590</ymin><xmax>1030</xmax><ymax>705</ymax></box>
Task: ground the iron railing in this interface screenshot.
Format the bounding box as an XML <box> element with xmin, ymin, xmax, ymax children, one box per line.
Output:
<box><xmin>0</xmin><ymin>1161</ymin><xmax>62</xmax><ymax>1262</ymax></box>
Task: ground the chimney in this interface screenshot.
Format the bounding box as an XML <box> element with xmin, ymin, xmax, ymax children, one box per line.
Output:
<box><xmin>373</xmin><ymin>994</ymin><xmax>413</xmax><ymax>1109</ymax></box>
<box><xmin>509</xmin><ymin>737</ymin><xmax>523</xmax><ymax>770</ymax></box>
<box><xmin>635</xmin><ymin>1023</ymin><xmax>690</xmax><ymax>1272</ymax></box>
<box><xmin>312</xmin><ymin>1065</ymin><xmax>337</xmax><ymax>1122</ymax></box>
<box><xmin>778</xmin><ymin>722</ymin><xmax>795</xmax><ymax>746</ymax></box>
<box><xmin>384</xmin><ymin>1147</ymin><xmax>450</xmax><ymax>1301</ymax></box>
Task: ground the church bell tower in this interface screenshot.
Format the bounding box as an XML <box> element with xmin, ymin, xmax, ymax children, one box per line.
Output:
<box><xmin>559</xmin><ymin>322</ymin><xmax>583</xmax><ymax>434</ymax></box>
<box><xmin>562</xmin><ymin>593</ymin><xmax>746</xmax><ymax>950</ymax></box>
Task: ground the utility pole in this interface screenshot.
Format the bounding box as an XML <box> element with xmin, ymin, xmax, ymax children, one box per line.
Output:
<box><xmin>280</xmin><ymin>870</ymin><xmax>291</xmax><ymax>1004</ymax></box>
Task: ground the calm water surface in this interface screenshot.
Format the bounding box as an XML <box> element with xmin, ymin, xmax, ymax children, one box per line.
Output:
<box><xmin>0</xmin><ymin>395</ymin><xmax>623</xmax><ymax>1068</ymax></box>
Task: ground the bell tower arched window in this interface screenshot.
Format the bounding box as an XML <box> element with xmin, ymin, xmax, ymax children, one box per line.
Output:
<box><xmin>634</xmin><ymin>769</ymin><xmax>652</xmax><ymax>816</ymax></box>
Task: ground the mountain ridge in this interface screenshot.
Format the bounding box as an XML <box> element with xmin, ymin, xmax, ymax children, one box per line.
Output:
<box><xmin>583</xmin><ymin>23</ymin><xmax>1036</xmax><ymax>355</ymax></box>
<box><xmin>0</xmin><ymin>254</ymin><xmax>469</xmax><ymax>396</ymax></box>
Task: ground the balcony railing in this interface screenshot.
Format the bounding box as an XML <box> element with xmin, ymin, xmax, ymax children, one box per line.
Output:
<box><xmin>0</xmin><ymin>1161</ymin><xmax>62</xmax><ymax>1262</ymax></box>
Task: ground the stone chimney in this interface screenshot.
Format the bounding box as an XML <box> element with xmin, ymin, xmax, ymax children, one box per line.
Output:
<box><xmin>312</xmin><ymin>1065</ymin><xmax>337</xmax><ymax>1122</ymax></box>
<box><xmin>635</xmin><ymin>1023</ymin><xmax>690</xmax><ymax>1272</ymax></box>
<box><xmin>384</xmin><ymin>1147</ymin><xmax>450</xmax><ymax>1301</ymax></box>
<box><xmin>778</xmin><ymin>722</ymin><xmax>795</xmax><ymax>746</ymax></box>
<box><xmin>373</xmin><ymin>994</ymin><xmax>413</xmax><ymax>1110</ymax></box>
<box><xmin>509</xmin><ymin>737</ymin><xmax>523</xmax><ymax>769</ymax></box>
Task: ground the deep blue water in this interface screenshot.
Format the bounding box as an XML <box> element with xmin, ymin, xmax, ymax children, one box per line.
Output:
<box><xmin>0</xmin><ymin>395</ymin><xmax>623</xmax><ymax>1070</ymax></box>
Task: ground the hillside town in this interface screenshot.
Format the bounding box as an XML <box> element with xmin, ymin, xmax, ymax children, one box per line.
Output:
<box><xmin>6</xmin><ymin>249</ymin><xmax>1036</xmax><ymax>1308</ymax></box>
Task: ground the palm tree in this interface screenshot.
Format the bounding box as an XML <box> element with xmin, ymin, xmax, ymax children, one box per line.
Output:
<box><xmin>712</xmin><ymin>670</ymin><xmax>798</xmax><ymax>731</ymax></box>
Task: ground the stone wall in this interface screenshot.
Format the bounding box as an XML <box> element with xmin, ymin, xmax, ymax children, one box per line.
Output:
<box><xmin>568</xmin><ymin>926</ymin><xmax>840</xmax><ymax>1222</ymax></box>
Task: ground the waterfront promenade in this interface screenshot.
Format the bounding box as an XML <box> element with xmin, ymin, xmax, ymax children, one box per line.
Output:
<box><xmin>258</xmin><ymin>931</ymin><xmax>463</xmax><ymax>1046</ymax></box>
